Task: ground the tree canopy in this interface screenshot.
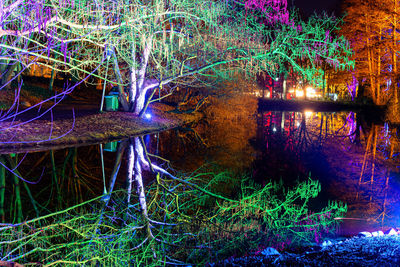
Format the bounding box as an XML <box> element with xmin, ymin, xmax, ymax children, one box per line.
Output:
<box><xmin>0</xmin><ymin>0</ymin><xmax>353</xmax><ymax>116</ymax></box>
<box><xmin>341</xmin><ymin>0</ymin><xmax>400</xmax><ymax>104</ymax></box>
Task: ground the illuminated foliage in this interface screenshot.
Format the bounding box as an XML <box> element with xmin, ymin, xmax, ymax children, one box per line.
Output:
<box><xmin>0</xmin><ymin>0</ymin><xmax>353</xmax><ymax>116</ymax></box>
<box><xmin>341</xmin><ymin>0</ymin><xmax>400</xmax><ymax>105</ymax></box>
<box><xmin>0</xmin><ymin>171</ymin><xmax>346</xmax><ymax>266</ymax></box>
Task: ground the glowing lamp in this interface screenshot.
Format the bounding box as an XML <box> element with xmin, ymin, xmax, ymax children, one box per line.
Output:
<box><xmin>144</xmin><ymin>113</ymin><xmax>152</xmax><ymax>119</ymax></box>
<box><xmin>296</xmin><ymin>89</ymin><xmax>304</xmax><ymax>98</ymax></box>
<box><xmin>273</xmin><ymin>126</ymin><xmax>277</xmax><ymax>132</ymax></box>
<box><xmin>304</xmin><ymin>110</ymin><xmax>313</xmax><ymax>118</ymax></box>
<box><xmin>306</xmin><ymin>87</ymin><xmax>316</xmax><ymax>98</ymax></box>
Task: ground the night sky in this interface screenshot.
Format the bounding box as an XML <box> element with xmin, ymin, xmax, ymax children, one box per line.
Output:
<box><xmin>290</xmin><ymin>0</ymin><xmax>344</xmax><ymax>17</ymax></box>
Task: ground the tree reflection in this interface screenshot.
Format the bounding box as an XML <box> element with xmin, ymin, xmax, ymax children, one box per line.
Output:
<box><xmin>258</xmin><ymin>110</ymin><xmax>400</xmax><ymax>231</ymax></box>
<box><xmin>0</xmin><ymin>132</ymin><xmax>347</xmax><ymax>265</ymax></box>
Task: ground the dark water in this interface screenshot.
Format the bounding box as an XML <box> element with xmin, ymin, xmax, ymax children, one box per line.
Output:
<box><xmin>1</xmin><ymin>108</ymin><xmax>400</xmax><ymax>237</ymax></box>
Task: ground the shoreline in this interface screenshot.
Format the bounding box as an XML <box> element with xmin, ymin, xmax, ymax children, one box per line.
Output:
<box><xmin>0</xmin><ymin>102</ymin><xmax>202</xmax><ymax>154</ymax></box>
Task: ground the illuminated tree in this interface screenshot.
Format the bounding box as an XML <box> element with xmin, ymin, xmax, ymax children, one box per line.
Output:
<box><xmin>0</xmin><ymin>0</ymin><xmax>353</xmax><ymax>117</ymax></box>
<box><xmin>341</xmin><ymin>0</ymin><xmax>400</xmax><ymax>105</ymax></box>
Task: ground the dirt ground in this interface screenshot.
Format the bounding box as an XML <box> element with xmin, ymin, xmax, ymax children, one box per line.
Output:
<box><xmin>0</xmin><ymin>101</ymin><xmax>202</xmax><ymax>154</ymax></box>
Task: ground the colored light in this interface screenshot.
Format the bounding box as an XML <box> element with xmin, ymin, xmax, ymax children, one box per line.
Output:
<box><xmin>304</xmin><ymin>110</ymin><xmax>313</xmax><ymax>118</ymax></box>
<box><xmin>144</xmin><ymin>113</ymin><xmax>152</xmax><ymax>119</ymax></box>
<box><xmin>296</xmin><ymin>89</ymin><xmax>304</xmax><ymax>97</ymax></box>
<box><xmin>306</xmin><ymin>87</ymin><xmax>316</xmax><ymax>98</ymax></box>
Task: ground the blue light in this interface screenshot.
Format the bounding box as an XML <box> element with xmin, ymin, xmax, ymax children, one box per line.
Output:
<box><xmin>144</xmin><ymin>113</ymin><xmax>152</xmax><ymax>119</ymax></box>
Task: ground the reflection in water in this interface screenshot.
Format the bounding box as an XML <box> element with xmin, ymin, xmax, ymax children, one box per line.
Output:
<box><xmin>256</xmin><ymin>110</ymin><xmax>400</xmax><ymax>234</ymax></box>
<box><xmin>1</xmin><ymin>106</ymin><xmax>400</xmax><ymax>264</ymax></box>
<box><xmin>0</xmin><ymin>114</ymin><xmax>347</xmax><ymax>265</ymax></box>
<box><xmin>0</xmin><ymin>137</ymin><xmax>193</xmax><ymax>265</ymax></box>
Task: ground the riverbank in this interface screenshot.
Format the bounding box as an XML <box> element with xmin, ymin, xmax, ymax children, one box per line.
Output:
<box><xmin>0</xmin><ymin>102</ymin><xmax>202</xmax><ymax>154</ymax></box>
<box><xmin>214</xmin><ymin>231</ymin><xmax>400</xmax><ymax>266</ymax></box>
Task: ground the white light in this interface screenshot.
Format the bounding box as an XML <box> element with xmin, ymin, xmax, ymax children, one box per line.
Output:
<box><xmin>275</xmin><ymin>77</ymin><xmax>279</xmax><ymax>81</ymax></box>
<box><xmin>273</xmin><ymin>127</ymin><xmax>277</xmax><ymax>132</ymax></box>
<box><xmin>144</xmin><ymin>113</ymin><xmax>152</xmax><ymax>119</ymax></box>
<box><xmin>304</xmin><ymin>110</ymin><xmax>313</xmax><ymax>118</ymax></box>
<box><xmin>296</xmin><ymin>89</ymin><xmax>304</xmax><ymax>98</ymax></box>
<box><xmin>306</xmin><ymin>87</ymin><xmax>316</xmax><ymax>98</ymax></box>
<box><xmin>296</xmin><ymin>122</ymin><xmax>300</xmax><ymax>127</ymax></box>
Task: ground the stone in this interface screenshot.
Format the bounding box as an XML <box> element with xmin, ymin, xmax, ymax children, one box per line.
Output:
<box><xmin>358</xmin><ymin>231</ymin><xmax>372</xmax><ymax>238</ymax></box>
<box><xmin>322</xmin><ymin>240</ymin><xmax>333</xmax><ymax>247</ymax></box>
<box><xmin>385</xmin><ymin>228</ymin><xmax>398</xmax><ymax>236</ymax></box>
<box><xmin>371</xmin><ymin>231</ymin><xmax>384</xmax><ymax>237</ymax></box>
<box><xmin>261</xmin><ymin>247</ymin><xmax>281</xmax><ymax>257</ymax></box>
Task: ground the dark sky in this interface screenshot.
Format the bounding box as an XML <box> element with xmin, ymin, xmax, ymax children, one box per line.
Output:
<box><xmin>289</xmin><ymin>0</ymin><xmax>344</xmax><ymax>17</ymax></box>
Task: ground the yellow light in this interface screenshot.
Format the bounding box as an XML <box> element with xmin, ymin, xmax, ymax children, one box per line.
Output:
<box><xmin>306</xmin><ymin>87</ymin><xmax>316</xmax><ymax>98</ymax></box>
<box><xmin>304</xmin><ymin>110</ymin><xmax>313</xmax><ymax>118</ymax></box>
<box><xmin>295</xmin><ymin>89</ymin><xmax>304</xmax><ymax>97</ymax></box>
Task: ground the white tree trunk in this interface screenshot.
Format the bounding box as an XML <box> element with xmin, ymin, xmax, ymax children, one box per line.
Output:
<box><xmin>127</xmin><ymin>142</ymin><xmax>135</xmax><ymax>204</ymax></box>
<box><xmin>133</xmin><ymin>138</ymin><xmax>150</xmax><ymax>221</ymax></box>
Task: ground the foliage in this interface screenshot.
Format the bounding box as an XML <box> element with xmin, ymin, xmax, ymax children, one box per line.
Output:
<box><xmin>194</xmin><ymin>174</ymin><xmax>347</xmax><ymax>261</ymax></box>
<box><xmin>0</xmin><ymin>168</ymin><xmax>346</xmax><ymax>266</ymax></box>
<box><xmin>0</xmin><ymin>0</ymin><xmax>353</xmax><ymax>115</ymax></box>
<box><xmin>341</xmin><ymin>0</ymin><xmax>400</xmax><ymax>105</ymax></box>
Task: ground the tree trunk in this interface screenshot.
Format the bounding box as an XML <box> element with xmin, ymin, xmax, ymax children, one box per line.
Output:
<box><xmin>393</xmin><ymin>0</ymin><xmax>398</xmax><ymax>103</ymax></box>
<box><xmin>127</xmin><ymin>140</ymin><xmax>135</xmax><ymax>204</ymax></box>
<box><xmin>1</xmin><ymin>63</ymin><xmax>18</xmax><ymax>90</ymax></box>
<box><xmin>0</xmin><ymin>157</ymin><xmax>5</xmax><ymax>222</ymax></box>
<box><xmin>377</xmin><ymin>27</ymin><xmax>381</xmax><ymax>105</ymax></box>
<box><xmin>133</xmin><ymin>138</ymin><xmax>153</xmax><ymax>240</ymax></box>
<box><xmin>111</xmin><ymin>47</ymin><xmax>129</xmax><ymax>111</ymax></box>
<box><xmin>12</xmin><ymin>164</ymin><xmax>23</xmax><ymax>223</ymax></box>
<box><xmin>365</xmin><ymin>14</ymin><xmax>376</xmax><ymax>103</ymax></box>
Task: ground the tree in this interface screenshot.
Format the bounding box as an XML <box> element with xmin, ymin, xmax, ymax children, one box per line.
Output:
<box><xmin>0</xmin><ymin>0</ymin><xmax>109</xmax><ymax>143</ymax></box>
<box><xmin>341</xmin><ymin>0</ymin><xmax>400</xmax><ymax>105</ymax></box>
<box><xmin>0</xmin><ymin>0</ymin><xmax>353</xmax><ymax>117</ymax></box>
<box><xmin>13</xmin><ymin>0</ymin><xmax>348</xmax><ymax>116</ymax></box>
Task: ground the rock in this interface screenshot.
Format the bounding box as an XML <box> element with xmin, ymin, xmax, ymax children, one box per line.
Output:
<box><xmin>358</xmin><ymin>231</ymin><xmax>372</xmax><ymax>238</ymax></box>
<box><xmin>261</xmin><ymin>247</ymin><xmax>281</xmax><ymax>257</ymax></box>
<box><xmin>322</xmin><ymin>240</ymin><xmax>333</xmax><ymax>247</ymax></box>
<box><xmin>385</xmin><ymin>228</ymin><xmax>398</xmax><ymax>236</ymax></box>
<box><xmin>371</xmin><ymin>231</ymin><xmax>384</xmax><ymax>237</ymax></box>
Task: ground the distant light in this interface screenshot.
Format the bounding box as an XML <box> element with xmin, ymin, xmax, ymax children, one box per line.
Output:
<box><xmin>306</xmin><ymin>87</ymin><xmax>316</xmax><ymax>98</ymax></box>
<box><xmin>296</xmin><ymin>122</ymin><xmax>300</xmax><ymax>127</ymax></box>
<box><xmin>275</xmin><ymin>77</ymin><xmax>279</xmax><ymax>81</ymax></box>
<box><xmin>144</xmin><ymin>113</ymin><xmax>152</xmax><ymax>119</ymax></box>
<box><xmin>304</xmin><ymin>110</ymin><xmax>313</xmax><ymax>118</ymax></box>
<box><xmin>296</xmin><ymin>89</ymin><xmax>304</xmax><ymax>98</ymax></box>
<box><xmin>273</xmin><ymin>127</ymin><xmax>277</xmax><ymax>132</ymax></box>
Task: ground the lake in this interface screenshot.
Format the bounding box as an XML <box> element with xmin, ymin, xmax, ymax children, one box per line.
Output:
<box><xmin>1</xmin><ymin>105</ymin><xmax>399</xmax><ymax>264</ymax></box>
